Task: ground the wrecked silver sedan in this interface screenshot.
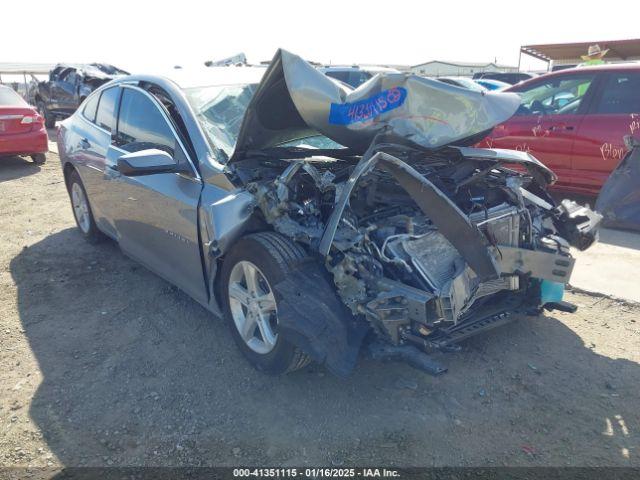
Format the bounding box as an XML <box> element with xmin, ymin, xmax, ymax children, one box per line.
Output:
<box><xmin>57</xmin><ymin>50</ymin><xmax>601</xmax><ymax>376</ymax></box>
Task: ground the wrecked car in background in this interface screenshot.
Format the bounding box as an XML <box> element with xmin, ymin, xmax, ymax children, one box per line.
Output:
<box><xmin>34</xmin><ymin>63</ymin><xmax>128</xmax><ymax>127</ymax></box>
<box><xmin>57</xmin><ymin>49</ymin><xmax>601</xmax><ymax>377</ymax></box>
<box><xmin>596</xmin><ymin>136</ymin><xmax>640</xmax><ymax>232</ymax></box>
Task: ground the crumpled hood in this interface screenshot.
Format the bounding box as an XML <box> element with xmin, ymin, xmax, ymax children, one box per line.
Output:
<box><xmin>231</xmin><ymin>49</ymin><xmax>521</xmax><ymax>160</ymax></box>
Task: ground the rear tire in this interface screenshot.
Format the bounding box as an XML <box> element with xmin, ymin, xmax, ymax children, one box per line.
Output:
<box><xmin>37</xmin><ymin>100</ymin><xmax>55</xmax><ymax>128</ymax></box>
<box><xmin>221</xmin><ymin>232</ymin><xmax>311</xmax><ymax>375</ymax></box>
<box><xmin>31</xmin><ymin>153</ymin><xmax>46</xmax><ymax>165</ymax></box>
<box><xmin>67</xmin><ymin>169</ymin><xmax>104</xmax><ymax>244</ymax></box>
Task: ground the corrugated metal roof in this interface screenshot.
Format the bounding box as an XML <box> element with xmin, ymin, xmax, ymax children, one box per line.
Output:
<box><xmin>411</xmin><ymin>60</ymin><xmax>516</xmax><ymax>69</ymax></box>
<box><xmin>521</xmin><ymin>39</ymin><xmax>640</xmax><ymax>62</ymax></box>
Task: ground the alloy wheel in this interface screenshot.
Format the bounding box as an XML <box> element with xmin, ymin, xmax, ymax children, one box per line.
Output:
<box><xmin>228</xmin><ymin>260</ymin><xmax>278</xmax><ymax>354</ymax></box>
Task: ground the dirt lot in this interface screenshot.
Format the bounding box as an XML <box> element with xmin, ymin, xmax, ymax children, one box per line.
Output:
<box><xmin>1</xmin><ymin>152</ymin><xmax>639</xmax><ymax>468</ymax></box>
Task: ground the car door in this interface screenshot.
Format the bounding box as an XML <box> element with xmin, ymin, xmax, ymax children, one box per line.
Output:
<box><xmin>486</xmin><ymin>72</ymin><xmax>597</xmax><ymax>189</ymax></box>
<box><xmin>570</xmin><ymin>70</ymin><xmax>640</xmax><ymax>195</ymax></box>
<box><xmin>52</xmin><ymin>68</ymin><xmax>77</xmax><ymax>114</ymax></box>
<box><xmin>73</xmin><ymin>86</ymin><xmax>121</xmax><ymax>238</ymax></box>
<box><xmin>102</xmin><ymin>85</ymin><xmax>207</xmax><ymax>304</ymax></box>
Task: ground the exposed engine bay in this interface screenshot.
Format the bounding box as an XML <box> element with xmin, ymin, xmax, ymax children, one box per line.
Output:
<box><xmin>230</xmin><ymin>141</ymin><xmax>600</xmax><ymax>373</ymax></box>
<box><xmin>221</xmin><ymin>49</ymin><xmax>602</xmax><ymax>375</ymax></box>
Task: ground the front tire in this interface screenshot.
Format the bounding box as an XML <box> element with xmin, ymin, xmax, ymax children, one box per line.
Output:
<box><xmin>221</xmin><ymin>232</ymin><xmax>311</xmax><ymax>375</ymax></box>
<box><xmin>67</xmin><ymin>170</ymin><xmax>104</xmax><ymax>243</ymax></box>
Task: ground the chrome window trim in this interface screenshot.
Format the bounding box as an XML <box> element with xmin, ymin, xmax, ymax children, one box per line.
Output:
<box><xmin>119</xmin><ymin>84</ymin><xmax>202</xmax><ymax>183</ymax></box>
<box><xmin>77</xmin><ymin>108</ymin><xmax>111</xmax><ymax>136</ymax></box>
<box><xmin>80</xmin><ymin>91</ymin><xmax>99</xmax><ymax>123</ymax></box>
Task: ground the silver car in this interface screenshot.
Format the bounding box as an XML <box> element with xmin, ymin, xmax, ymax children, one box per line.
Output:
<box><xmin>57</xmin><ymin>50</ymin><xmax>600</xmax><ymax>377</ymax></box>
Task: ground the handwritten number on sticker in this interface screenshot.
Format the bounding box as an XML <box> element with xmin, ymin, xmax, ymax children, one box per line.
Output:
<box><xmin>329</xmin><ymin>87</ymin><xmax>407</xmax><ymax>125</ymax></box>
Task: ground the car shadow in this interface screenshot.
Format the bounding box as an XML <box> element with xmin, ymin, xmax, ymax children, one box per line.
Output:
<box><xmin>598</xmin><ymin>228</ymin><xmax>640</xmax><ymax>250</ymax></box>
<box><xmin>10</xmin><ymin>229</ymin><xmax>640</xmax><ymax>467</ymax></box>
<box><xmin>0</xmin><ymin>155</ymin><xmax>41</xmax><ymax>182</ymax></box>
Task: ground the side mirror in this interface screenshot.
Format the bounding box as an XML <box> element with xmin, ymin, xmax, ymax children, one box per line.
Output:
<box><xmin>117</xmin><ymin>149</ymin><xmax>178</xmax><ymax>176</ymax></box>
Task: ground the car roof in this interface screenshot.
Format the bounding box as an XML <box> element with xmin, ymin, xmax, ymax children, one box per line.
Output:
<box><xmin>147</xmin><ymin>66</ymin><xmax>267</xmax><ymax>89</ymax></box>
<box><xmin>506</xmin><ymin>62</ymin><xmax>640</xmax><ymax>91</ymax></box>
<box><xmin>477</xmin><ymin>78</ymin><xmax>510</xmax><ymax>85</ymax></box>
<box><xmin>320</xmin><ymin>65</ymin><xmax>399</xmax><ymax>73</ymax></box>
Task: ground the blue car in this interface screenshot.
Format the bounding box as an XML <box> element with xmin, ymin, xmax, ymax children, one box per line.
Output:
<box><xmin>475</xmin><ymin>79</ymin><xmax>511</xmax><ymax>91</ymax></box>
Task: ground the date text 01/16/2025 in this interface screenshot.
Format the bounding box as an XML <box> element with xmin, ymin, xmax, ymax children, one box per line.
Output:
<box><xmin>233</xmin><ymin>468</ymin><xmax>400</xmax><ymax>477</ymax></box>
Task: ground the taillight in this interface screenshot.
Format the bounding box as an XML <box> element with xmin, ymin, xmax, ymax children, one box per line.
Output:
<box><xmin>20</xmin><ymin>114</ymin><xmax>43</xmax><ymax>124</ymax></box>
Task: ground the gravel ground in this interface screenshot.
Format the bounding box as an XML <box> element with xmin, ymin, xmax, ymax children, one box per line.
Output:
<box><xmin>1</xmin><ymin>153</ymin><xmax>639</xmax><ymax>468</ymax></box>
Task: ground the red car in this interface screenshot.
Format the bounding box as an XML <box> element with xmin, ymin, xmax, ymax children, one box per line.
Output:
<box><xmin>478</xmin><ymin>64</ymin><xmax>640</xmax><ymax>195</ymax></box>
<box><xmin>0</xmin><ymin>85</ymin><xmax>47</xmax><ymax>164</ymax></box>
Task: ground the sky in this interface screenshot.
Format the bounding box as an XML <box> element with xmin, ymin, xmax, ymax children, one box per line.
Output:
<box><xmin>4</xmin><ymin>0</ymin><xmax>640</xmax><ymax>73</ymax></box>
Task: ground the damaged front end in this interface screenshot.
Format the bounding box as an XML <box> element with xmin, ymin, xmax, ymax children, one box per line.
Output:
<box><xmin>226</xmin><ymin>50</ymin><xmax>601</xmax><ymax>375</ymax></box>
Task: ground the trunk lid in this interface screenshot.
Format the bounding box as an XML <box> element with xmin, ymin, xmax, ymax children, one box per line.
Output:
<box><xmin>0</xmin><ymin>107</ymin><xmax>42</xmax><ymax>135</ymax></box>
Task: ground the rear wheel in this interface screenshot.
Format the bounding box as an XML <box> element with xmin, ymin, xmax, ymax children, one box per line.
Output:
<box><xmin>30</xmin><ymin>153</ymin><xmax>46</xmax><ymax>165</ymax></box>
<box><xmin>67</xmin><ymin>170</ymin><xmax>104</xmax><ymax>243</ymax></box>
<box><xmin>221</xmin><ymin>232</ymin><xmax>311</xmax><ymax>375</ymax></box>
<box><xmin>37</xmin><ymin>100</ymin><xmax>55</xmax><ymax>128</ymax></box>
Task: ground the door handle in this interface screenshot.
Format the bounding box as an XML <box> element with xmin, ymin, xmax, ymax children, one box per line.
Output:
<box><xmin>547</xmin><ymin>125</ymin><xmax>575</xmax><ymax>132</ymax></box>
<box><xmin>80</xmin><ymin>138</ymin><xmax>90</xmax><ymax>149</ymax></box>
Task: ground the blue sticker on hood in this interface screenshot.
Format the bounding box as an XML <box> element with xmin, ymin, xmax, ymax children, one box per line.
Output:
<box><xmin>329</xmin><ymin>87</ymin><xmax>407</xmax><ymax>125</ymax></box>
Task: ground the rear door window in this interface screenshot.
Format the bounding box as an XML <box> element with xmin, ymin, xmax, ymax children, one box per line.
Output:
<box><xmin>592</xmin><ymin>72</ymin><xmax>640</xmax><ymax>114</ymax></box>
<box><xmin>82</xmin><ymin>93</ymin><xmax>99</xmax><ymax>122</ymax></box>
<box><xmin>95</xmin><ymin>87</ymin><xmax>120</xmax><ymax>132</ymax></box>
<box><xmin>115</xmin><ymin>88</ymin><xmax>181</xmax><ymax>159</ymax></box>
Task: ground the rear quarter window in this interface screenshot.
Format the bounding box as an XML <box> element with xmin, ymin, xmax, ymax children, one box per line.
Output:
<box><xmin>82</xmin><ymin>94</ymin><xmax>99</xmax><ymax>122</ymax></box>
<box><xmin>95</xmin><ymin>87</ymin><xmax>120</xmax><ymax>132</ymax></box>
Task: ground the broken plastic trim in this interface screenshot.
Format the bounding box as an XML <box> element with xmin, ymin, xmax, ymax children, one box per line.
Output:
<box><xmin>318</xmin><ymin>151</ymin><xmax>500</xmax><ymax>282</ymax></box>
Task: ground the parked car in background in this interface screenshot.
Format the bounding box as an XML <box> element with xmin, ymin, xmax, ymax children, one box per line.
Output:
<box><xmin>0</xmin><ymin>85</ymin><xmax>47</xmax><ymax>164</ymax></box>
<box><xmin>475</xmin><ymin>78</ymin><xmax>510</xmax><ymax>90</ymax></box>
<box><xmin>56</xmin><ymin>50</ymin><xmax>599</xmax><ymax>377</ymax></box>
<box><xmin>34</xmin><ymin>63</ymin><xmax>128</xmax><ymax>128</ymax></box>
<box><xmin>472</xmin><ymin>71</ymin><xmax>537</xmax><ymax>85</ymax></box>
<box><xmin>435</xmin><ymin>76</ymin><xmax>487</xmax><ymax>92</ymax></box>
<box><xmin>319</xmin><ymin>65</ymin><xmax>399</xmax><ymax>88</ymax></box>
<box><xmin>478</xmin><ymin>64</ymin><xmax>640</xmax><ymax>195</ymax></box>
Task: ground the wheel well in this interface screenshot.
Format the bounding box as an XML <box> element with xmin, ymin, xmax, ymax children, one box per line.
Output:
<box><xmin>209</xmin><ymin>216</ymin><xmax>275</xmax><ymax>310</ymax></box>
<box><xmin>63</xmin><ymin>163</ymin><xmax>76</xmax><ymax>191</ymax></box>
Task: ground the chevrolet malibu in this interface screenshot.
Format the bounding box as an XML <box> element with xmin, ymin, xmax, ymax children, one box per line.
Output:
<box><xmin>57</xmin><ymin>50</ymin><xmax>600</xmax><ymax>376</ymax></box>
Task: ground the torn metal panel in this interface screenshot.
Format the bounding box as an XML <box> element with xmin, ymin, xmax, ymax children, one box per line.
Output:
<box><xmin>200</xmin><ymin>187</ymin><xmax>256</xmax><ymax>258</ymax></box>
<box><xmin>596</xmin><ymin>139</ymin><xmax>640</xmax><ymax>232</ymax></box>
<box><xmin>319</xmin><ymin>151</ymin><xmax>499</xmax><ymax>281</ymax></box>
<box><xmin>496</xmin><ymin>246</ymin><xmax>575</xmax><ymax>283</ymax></box>
<box><xmin>231</xmin><ymin>49</ymin><xmax>522</xmax><ymax>159</ymax></box>
<box><xmin>452</xmin><ymin>146</ymin><xmax>557</xmax><ymax>186</ymax></box>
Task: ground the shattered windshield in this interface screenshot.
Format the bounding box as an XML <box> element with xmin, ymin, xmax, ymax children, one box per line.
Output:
<box><xmin>185</xmin><ymin>84</ymin><xmax>257</xmax><ymax>158</ymax></box>
<box><xmin>185</xmin><ymin>83</ymin><xmax>344</xmax><ymax>158</ymax></box>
